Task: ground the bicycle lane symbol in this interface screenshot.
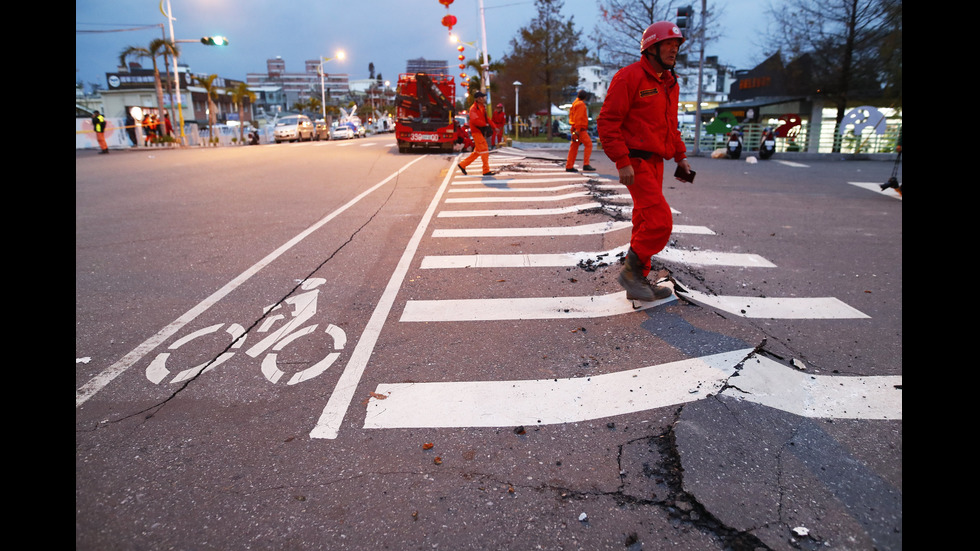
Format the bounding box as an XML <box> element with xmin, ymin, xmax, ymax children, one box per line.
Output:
<box><xmin>145</xmin><ymin>277</ymin><xmax>347</xmax><ymax>386</ymax></box>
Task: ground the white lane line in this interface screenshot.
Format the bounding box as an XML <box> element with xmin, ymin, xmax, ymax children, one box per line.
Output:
<box><xmin>775</xmin><ymin>160</ymin><xmax>810</xmax><ymax>167</ymax></box>
<box><xmin>362</xmin><ymin>348</ymin><xmax>901</xmax><ymax>429</ymax></box>
<box><xmin>364</xmin><ymin>349</ymin><xmax>751</xmax><ymax>428</ymax></box>
<box><xmin>448</xmin><ymin>184</ymin><xmax>620</xmax><ymax>193</ymax></box>
<box><xmin>446</xmin><ymin>191</ymin><xmax>592</xmax><ymax>202</ymax></box>
<box><xmin>727</xmin><ymin>355</ymin><xmax>902</xmax><ymax>420</ymax></box>
<box><xmin>675</xmin><ymin>285</ymin><xmax>869</xmax><ymax>319</ymax></box>
<box><xmin>76</xmin><ymin>156</ymin><xmax>428</xmax><ymax>408</ymax></box>
<box><xmin>401</xmin><ymin>275</ymin><xmax>867</xmax><ymax>321</ymax></box>
<box><xmin>452</xmin><ymin>176</ymin><xmax>609</xmax><ymax>185</ymax></box>
<box><xmin>432</xmin><ymin>222</ymin><xmax>713</xmax><ymax>238</ymax></box>
<box><xmin>419</xmin><ymin>246</ymin><xmax>775</xmax><ymax>269</ymax></box>
<box><xmin>400</xmin><ymin>290</ymin><xmax>675</xmax><ymax>322</ymax></box>
<box><xmin>848</xmin><ymin>181</ymin><xmax>902</xmax><ymax>200</ymax></box>
<box><xmin>309</xmin><ymin>155</ymin><xmax>459</xmax><ymax>439</ymax></box>
<box><xmin>438</xmin><ymin>202</ymin><xmax>602</xmax><ymax>217</ymax></box>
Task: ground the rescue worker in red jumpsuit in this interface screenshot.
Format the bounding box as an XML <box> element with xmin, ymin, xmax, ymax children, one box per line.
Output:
<box><xmin>565</xmin><ymin>90</ymin><xmax>595</xmax><ymax>173</ymax></box>
<box><xmin>458</xmin><ymin>91</ymin><xmax>496</xmax><ymax>176</ymax></box>
<box><xmin>491</xmin><ymin>103</ymin><xmax>507</xmax><ymax>148</ymax></box>
<box><xmin>598</xmin><ymin>21</ymin><xmax>694</xmax><ymax>302</ymax></box>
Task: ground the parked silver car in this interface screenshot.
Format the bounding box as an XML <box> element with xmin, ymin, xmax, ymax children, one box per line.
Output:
<box><xmin>273</xmin><ymin>114</ymin><xmax>315</xmax><ymax>143</ymax></box>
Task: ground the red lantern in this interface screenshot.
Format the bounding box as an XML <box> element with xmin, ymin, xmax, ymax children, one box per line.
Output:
<box><xmin>439</xmin><ymin>0</ymin><xmax>454</xmax><ymax>7</ymax></box>
<box><xmin>457</xmin><ymin>45</ymin><xmax>465</xmax><ymax>52</ymax></box>
<box><xmin>458</xmin><ymin>64</ymin><xmax>465</xmax><ymax>70</ymax></box>
<box><xmin>442</xmin><ymin>14</ymin><xmax>457</xmax><ymax>30</ymax></box>
<box><xmin>460</xmin><ymin>73</ymin><xmax>467</xmax><ymax>79</ymax></box>
<box><xmin>458</xmin><ymin>54</ymin><xmax>465</xmax><ymax>61</ymax></box>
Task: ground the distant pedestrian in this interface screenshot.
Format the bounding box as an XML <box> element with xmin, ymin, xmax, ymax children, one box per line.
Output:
<box><xmin>164</xmin><ymin>112</ymin><xmax>174</xmax><ymax>138</ymax></box>
<box><xmin>124</xmin><ymin>111</ymin><xmax>137</xmax><ymax>146</ymax></box>
<box><xmin>565</xmin><ymin>90</ymin><xmax>595</xmax><ymax>173</ymax></box>
<box><xmin>92</xmin><ymin>110</ymin><xmax>109</xmax><ymax>154</ymax></box>
<box><xmin>142</xmin><ymin>114</ymin><xmax>153</xmax><ymax>146</ymax></box>
<box><xmin>491</xmin><ymin>103</ymin><xmax>506</xmax><ymax>148</ymax></box>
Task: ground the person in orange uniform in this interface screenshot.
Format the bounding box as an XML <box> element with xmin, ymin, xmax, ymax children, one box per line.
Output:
<box><xmin>91</xmin><ymin>110</ymin><xmax>109</xmax><ymax>154</ymax></box>
<box><xmin>598</xmin><ymin>21</ymin><xmax>693</xmax><ymax>302</ymax></box>
<box><xmin>565</xmin><ymin>90</ymin><xmax>595</xmax><ymax>173</ymax></box>
<box><xmin>458</xmin><ymin>91</ymin><xmax>496</xmax><ymax>176</ymax></box>
<box><xmin>491</xmin><ymin>103</ymin><xmax>506</xmax><ymax>148</ymax></box>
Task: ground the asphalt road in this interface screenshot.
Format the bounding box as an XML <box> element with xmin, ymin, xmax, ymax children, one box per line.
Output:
<box><xmin>76</xmin><ymin>135</ymin><xmax>902</xmax><ymax>551</ymax></box>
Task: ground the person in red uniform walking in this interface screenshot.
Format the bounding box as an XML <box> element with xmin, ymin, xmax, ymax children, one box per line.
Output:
<box><xmin>491</xmin><ymin>103</ymin><xmax>506</xmax><ymax>148</ymax></box>
<box><xmin>565</xmin><ymin>90</ymin><xmax>595</xmax><ymax>173</ymax></box>
<box><xmin>598</xmin><ymin>21</ymin><xmax>694</xmax><ymax>302</ymax></box>
<box><xmin>458</xmin><ymin>91</ymin><xmax>496</xmax><ymax>176</ymax></box>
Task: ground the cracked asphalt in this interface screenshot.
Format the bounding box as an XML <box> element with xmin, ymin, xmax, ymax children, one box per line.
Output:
<box><xmin>77</xmin><ymin>142</ymin><xmax>901</xmax><ymax>550</ymax></box>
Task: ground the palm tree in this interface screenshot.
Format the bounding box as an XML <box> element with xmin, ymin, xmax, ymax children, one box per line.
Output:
<box><xmin>194</xmin><ymin>74</ymin><xmax>222</xmax><ymax>144</ymax></box>
<box><xmin>230</xmin><ymin>81</ymin><xmax>256</xmax><ymax>143</ymax></box>
<box><xmin>119</xmin><ymin>38</ymin><xmax>179</xmax><ymax>121</ymax></box>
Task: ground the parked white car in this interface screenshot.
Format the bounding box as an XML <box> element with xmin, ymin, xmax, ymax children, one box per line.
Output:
<box><xmin>273</xmin><ymin>114</ymin><xmax>315</xmax><ymax>143</ymax></box>
<box><xmin>331</xmin><ymin>123</ymin><xmax>356</xmax><ymax>140</ymax></box>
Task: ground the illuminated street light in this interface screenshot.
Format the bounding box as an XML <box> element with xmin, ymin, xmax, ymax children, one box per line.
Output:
<box><xmin>320</xmin><ymin>51</ymin><xmax>346</xmax><ymax>123</ymax></box>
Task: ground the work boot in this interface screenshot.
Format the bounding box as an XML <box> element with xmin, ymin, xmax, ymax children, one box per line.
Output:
<box><xmin>582</xmin><ymin>164</ymin><xmax>596</xmax><ymax>171</ymax></box>
<box><xmin>618</xmin><ymin>249</ymin><xmax>672</xmax><ymax>301</ymax></box>
<box><xmin>458</xmin><ymin>165</ymin><xmax>468</xmax><ymax>175</ymax></box>
<box><xmin>565</xmin><ymin>167</ymin><xmax>579</xmax><ymax>173</ymax></box>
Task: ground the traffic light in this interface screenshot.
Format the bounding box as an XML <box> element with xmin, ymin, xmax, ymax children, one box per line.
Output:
<box><xmin>201</xmin><ymin>36</ymin><xmax>229</xmax><ymax>46</ymax></box>
<box><xmin>677</xmin><ymin>6</ymin><xmax>693</xmax><ymax>35</ymax></box>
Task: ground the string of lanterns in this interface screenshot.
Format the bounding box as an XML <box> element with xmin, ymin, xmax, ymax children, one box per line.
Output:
<box><xmin>439</xmin><ymin>0</ymin><xmax>469</xmax><ymax>87</ymax></box>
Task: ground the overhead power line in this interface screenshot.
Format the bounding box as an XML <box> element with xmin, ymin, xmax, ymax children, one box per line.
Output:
<box><xmin>76</xmin><ymin>23</ymin><xmax>162</xmax><ymax>34</ymax></box>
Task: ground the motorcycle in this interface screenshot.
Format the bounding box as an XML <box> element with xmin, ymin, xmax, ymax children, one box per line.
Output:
<box><xmin>726</xmin><ymin>129</ymin><xmax>743</xmax><ymax>160</ymax></box>
<box><xmin>759</xmin><ymin>128</ymin><xmax>776</xmax><ymax>160</ymax></box>
<box><xmin>247</xmin><ymin>128</ymin><xmax>260</xmax><ymax>145</ymax></box>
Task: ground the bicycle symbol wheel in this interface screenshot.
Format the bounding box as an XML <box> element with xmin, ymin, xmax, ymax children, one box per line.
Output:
<box><xmin>260</xmin><ymin>323</ymin><xmax>347</xmax><ymax>385</ymax></box>
<box><xmin>145</xmin><ymin>323</ymin><xmax>247</xmax><ymax>385</ymax></box>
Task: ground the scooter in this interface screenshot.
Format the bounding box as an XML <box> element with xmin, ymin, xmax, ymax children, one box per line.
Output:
<box><xmin>759</xmin><ymin>128</ymin><xmax>776</xmax><ymax>160</ymax></box>
<box><xmin>247</xmin><ymin>128</ymin><xmax>260</xmax><ymax>145</ymax></box>
<box><xmin>879</xmin><ymin>150</ymin><xmax>902</xmax><ymax>195</ymax></box>
<box><xmin>726</xmin><ymin>129</ymin><xmax>743</xmax><ymax>160</ymax></box>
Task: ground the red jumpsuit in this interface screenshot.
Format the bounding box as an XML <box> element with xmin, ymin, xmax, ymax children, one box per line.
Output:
<box><xmin>565</xmin><ymin>97</ymin><xmax>592</xmax><ymax>169</ymax></box>
<box><xmin>459</xmin><ymin>100</ymin><xmax>495</xmax><ymax>175</ymax></box>
<box><xmin>598</xmin><ymin>57</ymin><xmax>687</xmax><ymax>277</ymax></box>
<box><xmin>491</xmin><ymin>106</ymin><xmax>506</xmax><ymax>147</ymax></box>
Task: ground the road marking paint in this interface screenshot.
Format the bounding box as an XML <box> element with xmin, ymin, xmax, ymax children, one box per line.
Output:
<box><xmin>401</xmin><ymin>290</ymin><xmax>675</xmax><ymax>322</ymax></box>
<box><xmin>452</xmin><ymin>176</ymin><xmax>611</xmax><ymax>185</ymax></box>
<box><xmin>361</xmin><ymin>348</ymin><xmax>901</xmax><ymax>429</ymax></box>
<box><xmin>309</xmin><ymin>155</ymin><xmax>460</xmax><ymax>439</ymax></box>
<box><xmin>446</xmin><ymin>191</ymin><xmax>592</xmax><ymax>203</ymax></box>
<box><xmin>675</xmin><ymin>285</ymin><xmax>869</xmax><ymax>319</ymax></box>
<box><xmin>848</xmin><ymin>181</ymin><xmax>902</xmax><ymax>200</ymax></box>
<box><xmin>76</xmin><ymin>156</ymin><xmax>428</xmax><ymax>408</ymax></box>
<box><xmin>438</xmin><ymin>202</ymin><xmax>602</xmax><ymax>217</ymax></box>
<box><xmin>775</xmin><ymin>160</ymin><xmax>810</xmax><ymax>167</ymax></box>
<box><xmin>419</xmin><ymin>246</ymin><xmax>775</xmax><ymax>269</ymax></box>
<box><xmin>728</xmin><ymin>355</ymin><xmax>902</xmax><ymax>419</ymax></box>
<box><xmin>448</xmin><ymin>183</ymin><xmax>621</xmax><ymax>193</ymax></box>
<box><xmin>364</xmin><ymin>349</ymin><xmax>751</xmax><ymax>428</ymax></box>
<box><xmin>432</xmin><ymin>222</ymin><xmax>713</xmax><ymax>238</ymax></box>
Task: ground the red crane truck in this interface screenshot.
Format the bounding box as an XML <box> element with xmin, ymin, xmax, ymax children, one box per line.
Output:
<box><xmin>395</xmin><ymin>72</ymin><xmax>456</xmax><ymax>153</ymax></box>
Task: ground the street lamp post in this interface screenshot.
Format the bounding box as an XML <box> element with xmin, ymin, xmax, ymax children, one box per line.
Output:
<box><xmin>161</xmin><ymin>0</ymin><xmax>186</xmax><ymax>145</ymax></box>
<box><xmin>320</xmin><ymin>51</ymin><xmax>346</xmax><ymax>124</ymax></box>
<box><xmin>513</xmin><ymin>81</ymin><xmax>521</xmax><ymax>141</ymax></box>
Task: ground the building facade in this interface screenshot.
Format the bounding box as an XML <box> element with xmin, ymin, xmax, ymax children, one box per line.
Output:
<box><xmin>246</xmin><ymin>57</ymin><xmax>350</xmax><ymax>110</ymax></box>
